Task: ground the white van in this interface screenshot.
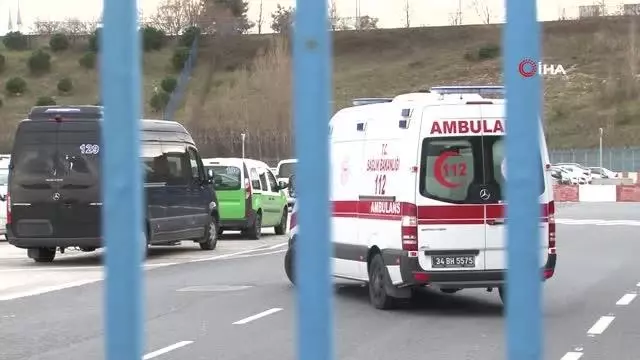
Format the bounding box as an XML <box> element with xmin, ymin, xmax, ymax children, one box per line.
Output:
<box><xmin>284</xmin><ymin>87</ymin><xmax>557</xmax><ymax>309</ymax></box>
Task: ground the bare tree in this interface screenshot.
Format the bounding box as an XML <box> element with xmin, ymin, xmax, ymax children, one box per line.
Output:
<box><xmin>472</xmin><ymin>0</ymin><xmax>492</xmax><ymax>24</ymax></box>
<box><xmin>448</xmin><ymin>12</ymin><xmax>463</xmax><ymax>26</ymax></box>
<box><xmin>149</xmin><ymin>0</ymin><xmax>203</xmax><ymax>35</ymax></box>
<box><xmin>60</xmin><ymin>18</ymin><xmax>91</xmax><ymax>43</ymax></box>
<box><xmin>403</xmin><ymin>0</ymin><xmax>411</xmax><ymax>28</ymax></box>
<box><xmin>358</xmin><ymin>16</ymin><xmax>379</xmax><ymax>30</ymax></box>
<box><xmin>31</xmin><ymin>19</ymin><xmax>63</xmax><ymax>35</ymax></box>
<box><xmin>257</xmin><ymin>0</ymin><xmax>264</xmax><ymax>34</ymax></box>
<box><xmin>270</xmin><ymin>4</ymin><xmax>294</xmax><ymax>34</ymax></box>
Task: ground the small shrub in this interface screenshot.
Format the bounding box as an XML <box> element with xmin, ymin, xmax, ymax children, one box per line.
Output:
<box><xmin>0</xmin><ymin>97</ymin><xmax>3</xmax><ymax>108</ymax></box>
<box><xmin>149</xmin><ymin>91</ymin><xmax>171</xmax><ymax>112</ymax></box>
<box><xmin>179</xmin><ymin>26</ymin><xmax>201</xmax><ymax>47</ymax></box>
<box><xmin>171</xmin><ymin>47</ymin><xmax>191</xmax><ymax>72</ymax></box>
<box><xmin>57</xmin><ymin>78</ymin><xmax>74</xmax><ymax>94</ymax></box>
<box><xmin>0</xmin><ymin>53</ymin><xmax>5</xmax><ymax>73</ymax></box>
<box><xmin>141</xmin><ymin>26</ymin><xmax>166</xmax><ymax>52</ymax></box>
<box><xmin>35</xmin><ymin>96</ymin><xmax>56</xmax><ymax>106</ymax></box>
<box><xmin>464</xmin><ymin>44</ymin><xmax>501</xmax><ymax>62</ymax></box>
<box><xmin>49</xmin><ymin>33</ymin><xmax>70</xmax><ymax>52</ymax></box>
<box><xmin>28</xmin><ymin>49</ymin><xmax>52</xmax><ymax>75</ymax></box>
<box><xmin>161</xmin><ymin>77</ymin><xmax>178</xmax><ymax>93</ymax></box>
<box><xmin>2</xmin><ymin>31</ymin><xmax>28</xmax><ymax>51</ymax></box>
<box><xmin>5</xmin><ymin>76</ymin><xmax>27</xmax><ymax>95</ymax></box>
<box><xmin>89</xmin><ymin>28</ymin><xmax>101</xmax><ymax>52</ymax></box>
<box><xmin>79</xmin><ymin>51</ymin><xmax>97</xmax><ymax>69</ymax></box>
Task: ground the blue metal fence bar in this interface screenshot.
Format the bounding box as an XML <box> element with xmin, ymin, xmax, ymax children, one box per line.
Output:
<box><xmin>100</xmin><ymin>0</ymin><xmax>144</xmax><ymax>358</ymax></box>
<box><xmin>504</xmin><ymin>0</ymin><xmax>542</xmax><ymax>359</ymax></box>
<box><xmin>293</xmin><ymin>0</ymin><xmax>334</xmax><ymax>360</ymax></box>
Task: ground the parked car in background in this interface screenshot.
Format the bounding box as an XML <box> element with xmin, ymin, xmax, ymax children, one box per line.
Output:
<box><xmin>588</xmin><ymin>166</ymin><xmax>618</xmax><ymax>179</ymax></box>
<box><xmin>550</xmin><ymin>165</ymin><xmax>586</xmax><ymax>184</ymax></box>
<box><xmin>555</xmin><ymin>163</ymin><xmax>592</xmax><ymax>182</ymax></box>
<box><xmin>276</xmin><ymin>158</ymin><xmax>297</xmax><ymax>208</ymax></box>
<box><xmin>203</xmin><ymin>157</ymin><xmax>289</xmax><ymax>239</ymax></box>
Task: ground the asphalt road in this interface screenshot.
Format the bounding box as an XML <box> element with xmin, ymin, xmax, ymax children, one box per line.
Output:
<box><xmin>1</xmin><ymin>203</ymin><xmax>639</xmax><ymax>360</ymax></box>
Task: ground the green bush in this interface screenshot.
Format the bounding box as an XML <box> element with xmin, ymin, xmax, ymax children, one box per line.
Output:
<box><xmin>36</xmin><ymin>96</ymin><xmax>56</xmax><ymax>106</ymax></box>
<box><xmin>57</xmin><ymin>78</ymin><xmax>73</xmax><ymax>94</ymax></box>
<box><xmin>28</xmin><ymin>49</ymin><xmax>52</xmax><ymax>75</ymax></box>
<box><xmin>141</xmin><ymin>26</ymin><xmax>166</xmax><ymax>52</ymax></box>
<box><xmin>171</xmin><ymin>47</ymin><xmax>191</xmax><ymax>72</ymax></box>
<box><xmin>0</xmin><ymin>53</ymin><xmax>5</xmax><ymax>73</ymax></box>
<box><xmin>161</xmin><ymin>77</ymin><xmax>178</xmax><ymax>93</ymax></box>
<box><xmin>0</xmin><ymin>97</ymin><xmax>3</xmax><ymax>108</ymax></box>
<box><xmin>150</xmin><ymin>91</ymin><xmax>170</xmax><ymax>112</ymax></box>
<box><xmin>49</xmin><ymin>33</ymin><xmax>70</xmax><ymax>52</ymax></box>
<box><xmin>79</xmin><ymin>51</ymin><xmax>97</xmax><ymax>69</ymax></box>
<box><xmin>5</xmin><ymin>77</ymin><xmax>27</xmax><ymax>95</ymax></box>
<box><xmin>89</xmin><ymin>28</ymin><xmax>101</xmax><ymax>52</ymax></box>
<box><xmin>179</xmin><ymin>26</ymin><xmax>201</xmax><ymax>47</ymax></box>
<box><xmin>465</xmin><ymin>44</ymin><xmax>501</xmax><ymax>62</ymax></box>
<box><xmin>2</xmin><ymin>31</ymin><xmax>28</xmax><ymax>51</ymax></box>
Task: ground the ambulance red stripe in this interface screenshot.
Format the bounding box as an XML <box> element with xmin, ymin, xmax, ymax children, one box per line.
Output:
<box><xmin>332</xmin><ymin>200</ymin><xmax>550</xmax><ymax>224</ymax></box>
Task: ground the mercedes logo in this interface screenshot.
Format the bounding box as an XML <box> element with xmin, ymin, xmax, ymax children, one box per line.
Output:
<box><xmin>52</xmin><ymin>192</ymin><xmax>61</xmax><ymax>201</ymax></box>
<box><xmin>479</xmin><ymin>189</ymin><xmax>491</xmax><ymax>200</ymax></box>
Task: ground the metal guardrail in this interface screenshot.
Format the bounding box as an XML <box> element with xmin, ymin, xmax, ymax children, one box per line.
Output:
<box><xmin>99</xmin><ymin>0</ymin><xmax>543</xmax><ymax>360</ymax></box>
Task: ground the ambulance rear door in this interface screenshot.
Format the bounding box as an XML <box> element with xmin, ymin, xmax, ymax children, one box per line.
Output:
<box><xmin>416</xmin><ymin>104</ymin><xmax>488</xmax><ymax>272</ymax></box>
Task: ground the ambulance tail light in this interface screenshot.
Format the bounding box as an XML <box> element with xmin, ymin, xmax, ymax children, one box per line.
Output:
<box><xmin>548</xmin><ymin>201</ymin><xmax>556</xmax><ymax>254</ymax></box>
<box><xmin>401</xmin><ymin>203</ymin><xmax>418</xmax><ymax>252</ymax></box>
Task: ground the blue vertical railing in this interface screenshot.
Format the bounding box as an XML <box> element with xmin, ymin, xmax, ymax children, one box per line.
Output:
<box><xmin>164</xmin><ymin>35</ymin><xmax>200</xmax><ymax>121</ymax></box>
<box><xmin>100</xmin><ymin>0</ymin><xmax>542</xmax><ymax>359</ymax></box>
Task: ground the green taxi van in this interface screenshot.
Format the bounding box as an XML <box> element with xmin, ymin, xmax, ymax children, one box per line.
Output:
<box><xmin>203</xmin><ymin>157</ymin><xmax>289</xmax><ymax>239</ymax></box>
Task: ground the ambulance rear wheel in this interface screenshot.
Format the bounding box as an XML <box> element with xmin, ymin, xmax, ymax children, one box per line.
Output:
<box><xmin>284</xmin><ymin>247</ymin><xmax>295</xmax><ymax>285</ymax></box>
<box><xmin>368</xmin><ymin>254</ymin><xmax>397</xmax><ymax>310</ymax></box>
<box><xmin>498</xmin><ymin>286</ymin><xmax>506</xmax><ymax>305</ymax></box>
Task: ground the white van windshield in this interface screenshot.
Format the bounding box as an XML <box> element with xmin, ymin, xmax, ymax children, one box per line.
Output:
<box><xmin>419</xmin><ymin>135</ymin><xmax>544</xmax><ymax>204</ymax></box>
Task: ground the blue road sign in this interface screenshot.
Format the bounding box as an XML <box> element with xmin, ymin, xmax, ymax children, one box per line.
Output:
<box><xmin>100</xmin><ymin>0</ymin><xmax>144</xmax><ymax>359</ymax></box>
<box><xmin>504</xmin><ymin>0</ymin><xmax>543</xmax><ymax>359</ymax></box>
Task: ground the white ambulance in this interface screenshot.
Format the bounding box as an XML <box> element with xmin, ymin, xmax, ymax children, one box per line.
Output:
<box><xmin>284</xmin><ymin>86</ymin><xmax>557</xmax><ymax>309</ymax></box>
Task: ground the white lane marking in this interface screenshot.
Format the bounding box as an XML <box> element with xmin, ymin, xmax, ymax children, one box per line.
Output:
<box><xmin>232</xmin><ymin>307</ymin><xmax>283</xmax><ymax>325</ymax></box>
<box><xmin>587</xmin><ymin>315</ymin><xmax>615</xmax><ymax>335</ymax></box>
<box><xmin>143</xmin><ymin>341</ymin><xmax>193</xmax><ymax>359</ymax></box>
<box><xmin>560</xmin><ymin>352</ymin><xmax>583</xmax><ymax>360</ymax></box>
<box><xmin>187</xmin><ymin>246</ymin><xmax>274</xmax><ymax>264</ymax></box>
<box><xmin>0</xmin><ymin>278</ymin><xmax>102</xmax><ymax>301</ymax></box>
<box><xmin>616</xmin><ymin>293</ymin><xmax>637</xmax><ymax>306</ymax></box>
<box><xmin>0</xmin><ymin>262</ymin><xmax>176</xmax><ymax>273</ymax></box>
<box><xmin>230</xmin><ymin>249</ymin><xmax>287</xmax><ymax>259</ymax></box>
<box><xmin>555</xmin><ymin>218</ymin><xmax>640</xmax><ymax>226</ymax></box>
<box><xmin>267</xmin><ymin>242</ymin><xmax>288</xmax><ymax>250</ymax></box>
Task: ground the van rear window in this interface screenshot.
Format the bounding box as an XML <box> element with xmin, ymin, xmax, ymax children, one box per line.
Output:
<box><xmin>419</xmin><ymin>136</ymin><xmax>544</xmax><ymax>204</ymax></box>
<box><xmin>207</xmin><ymin>165</ymin><xmax>241</xmax><ymax>191</ymax></box>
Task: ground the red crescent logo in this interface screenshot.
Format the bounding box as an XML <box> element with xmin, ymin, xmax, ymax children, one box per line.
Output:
<box><xmin>433</xmin><ymin>151</ymin><xmax>462</xmax><ymax>188</ymax></box>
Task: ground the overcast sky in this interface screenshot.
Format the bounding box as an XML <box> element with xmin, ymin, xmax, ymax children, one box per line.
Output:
<box><xmin>0</xmin><ymin>0</ymin><xmax>630</xmax><ymax>35</ymax></box>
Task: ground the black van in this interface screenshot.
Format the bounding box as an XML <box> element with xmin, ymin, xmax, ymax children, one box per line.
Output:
<box><xmin>6</xmin><ymin>105</ymin><xmax>220</xmax><ymax>262</ymax></box>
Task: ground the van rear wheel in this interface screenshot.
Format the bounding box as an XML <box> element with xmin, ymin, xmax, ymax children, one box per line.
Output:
<box><xmin>28</xmin><ymin>248</ymin><xmax>56</xmax><ymax>263</ymax></box>
<box><xmin>368</xmin><ymin>254</ymin><xmax>397</xmax><ymax>310</ymax></box>
<box><xmin>284</xmin><ymin>246</ymin><xmax>295</xmax><ymax>285</ymax></box>
<box><xmin>244</xmin><ymin>212</ymin><xmax>262</xmax><ymax>240</ymax></box>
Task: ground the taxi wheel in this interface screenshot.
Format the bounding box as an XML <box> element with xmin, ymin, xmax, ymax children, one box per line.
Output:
<box><xmin>368</xmin><ymin>254</ymin><xmax>397</xmax><ymax>310</ymax></box>
<box><xmin>244</xmin><ymin>212</ymin><xmax>262</xmax><ymax>240</ymax></box>
<box><xmin>284</xmin><ymin>246</ymin><xmax>295</xmax><ymax>285</ymax></box>
<box><xmin>274</xmin><ymin>209</ymin><xmax>288</xmax><ymax>235</ymax></box>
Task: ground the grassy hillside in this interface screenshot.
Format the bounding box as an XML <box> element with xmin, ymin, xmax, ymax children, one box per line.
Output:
<box><xmin>1</xmin><ymin>16</ymin><xmax>639</xmax><ymax>158</ymax></box>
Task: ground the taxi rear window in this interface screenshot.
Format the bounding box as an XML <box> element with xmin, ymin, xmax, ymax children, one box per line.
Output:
<box><xmin>207</xmin><ymin>165</ymin><xmax>241</xmax><ymax>191</ymax></box>
<box><xmin>419</xmin><ymin>135</ymin><xmax>544</xmax><ymax>204</ymax></box>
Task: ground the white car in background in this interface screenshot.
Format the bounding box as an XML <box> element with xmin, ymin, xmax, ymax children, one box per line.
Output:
<box><xmin>588</xmin><ymin>166</ymin><xmax>618</xmax><ymax>179</ymax></box>
<box><xmin>0</xmin><ymin>158</ymin><xmax>8</xmax><ymax>240</ymax></box>
<box><xmin>276</xmin><ymin>158</ymin><xmax>297</xmax><ymax>208</ymax></box>
<box><xmin>555</xmin><ymin>163</ymin><xmax>592</xmax><ymax>183</ymax></box>
<box><xmin>551</xmin><ymin>165</ymin><xmax>586</xmax><ymax>184</ymax></box>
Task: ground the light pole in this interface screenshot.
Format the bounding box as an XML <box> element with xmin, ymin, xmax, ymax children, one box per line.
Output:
<box><xmin>599</xmin><ymin>127</ymin><xmax>603</xmax><ymax>169</ymax></box>
<box><xmin>241</xmin><ymin>133</ymin><xmax>246</xmax><ymax>160</ymax></box>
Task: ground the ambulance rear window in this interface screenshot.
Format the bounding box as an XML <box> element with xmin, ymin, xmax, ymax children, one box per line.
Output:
<box><xmin>419</xmin><ymin>135</ymin><xmax>544</xmax><ymax>204</ymax></box>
